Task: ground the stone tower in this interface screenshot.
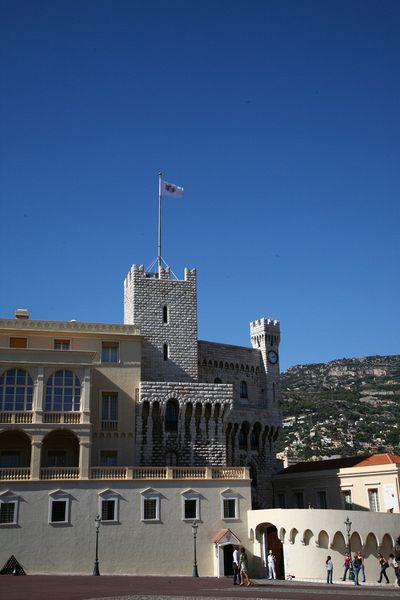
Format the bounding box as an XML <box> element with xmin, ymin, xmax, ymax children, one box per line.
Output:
<box><xmin>124</xmin><ymin>264</ymin><xmax>198</xmax><ymax>382</ymax></box>
<box><xmin>250</xmin><ymin>318</ymin><xmax>281</xmax><ymax>418</ymax></box>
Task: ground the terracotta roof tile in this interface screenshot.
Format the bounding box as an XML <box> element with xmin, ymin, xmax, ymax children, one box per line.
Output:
<box><xmin>278</xmin><ymin>453</ymin><xmax>400</xmax><ymax>474</ymax></box>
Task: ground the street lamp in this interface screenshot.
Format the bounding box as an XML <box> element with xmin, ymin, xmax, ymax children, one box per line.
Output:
<box><xmin>344</xmin><ymin>516</ymin><xmax>354</xmax><ymax>581</ymax></box>
<box><xmin>93</xmin><ymin>515</ymin><xmax>101</xmax><ymax>576</ymax></box>
<box><xmin>192</xmin><ymin>520</ymin><xmax>199</xmax><ymax>577</ymax></box>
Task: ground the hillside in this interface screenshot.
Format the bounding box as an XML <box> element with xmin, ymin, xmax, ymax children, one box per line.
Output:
<box><xmin>277</xmin><ymin>355</ymin><xmax>400</xmax><ymax>460</ymax></box>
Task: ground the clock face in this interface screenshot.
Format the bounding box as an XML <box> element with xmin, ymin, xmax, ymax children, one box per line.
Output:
<box><xmin>268</xmin><ymin>350</ymin><xmax>278</xmax><ymax>365</ymax></box>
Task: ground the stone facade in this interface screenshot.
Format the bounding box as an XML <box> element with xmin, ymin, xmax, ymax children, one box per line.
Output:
<box><xmin>124</xmin><ymin>264</ymin><xmax>198</xmax><ymax>382</ymax></box>
<box><xmin>124</xmin><ymin>264</ymin><xmax>282</xmax><ymax>508</ymax></box>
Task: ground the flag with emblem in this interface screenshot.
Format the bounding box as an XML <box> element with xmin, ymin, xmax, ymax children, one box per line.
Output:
<box><xmin>161</xmin><ymin>180</ymin><xmax>184</xmax><ymax>199</ymax></box>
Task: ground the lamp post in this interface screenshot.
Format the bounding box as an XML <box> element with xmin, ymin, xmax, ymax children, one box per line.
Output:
<box><xmin>93</xmin><ymin>515</ymin><xmax>101</xmax><ymax>576</ymax></box>
<box><xmin>344</xmin><ymin>516</ymin><xmax>354</xmax><ymax>581</ymax></box>
<box><xmin>192</xmin><ymin>520</ymin><xmax>199</xmax><ymax>577</ymax></box>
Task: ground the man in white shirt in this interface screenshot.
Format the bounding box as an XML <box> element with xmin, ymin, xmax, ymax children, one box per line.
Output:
<box><xmin>233</xmin><ymin>546</ymin><xmax>241</xmax><ymax>585</ymax></box>
<box><xmin>267</xmin><ymin>549</ymin><xmax>276</xmax><ymax>579</ymax></box>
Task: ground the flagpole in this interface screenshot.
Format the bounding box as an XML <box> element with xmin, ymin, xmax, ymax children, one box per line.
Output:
<box><xmin>158</xmin><ymin>172</ymin><xmax>162</xmax><ymax>270</ymax></box>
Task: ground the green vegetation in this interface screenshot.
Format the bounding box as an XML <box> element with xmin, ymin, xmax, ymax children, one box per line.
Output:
<box><xmin>277</xmin><ymin>355</ymin><xmax>400</xmax><ymax>460</ymax></box>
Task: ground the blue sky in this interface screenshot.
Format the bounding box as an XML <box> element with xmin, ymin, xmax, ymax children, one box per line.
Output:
<box><xmin>1</xmin><ymin>0</ymin><xmax>399</xmax><ymax>371</ymax></box>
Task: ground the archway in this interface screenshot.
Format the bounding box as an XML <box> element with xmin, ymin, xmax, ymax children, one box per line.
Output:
<box><xmin>0</xmin><ymin>430</ymin><xmax>31</xmax><ymax>467</ymax></box>
<box><xmin>255</xmin><ymin>522</ymin><xmax>284</xmax><ymax>579</ymax></box>
<box><xmin>41</xmin><ymin>429</ymin><xmax>79</xmax><ymax>468</ymax></box>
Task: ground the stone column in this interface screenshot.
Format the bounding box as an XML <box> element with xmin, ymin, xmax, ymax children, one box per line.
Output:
<box><xmin>33</xmin><ymin>368</ymin><xmax>44</xmax><ymax>423</ymax></box>
<box><xmin>81</xmin><ymin>368</ymin><xmax>91</xmax><ymax>424</ymax></box>
<box><xmin>30</xmin><ymin>437</ymin><xmax>43</xmax><ymax>480</ymax></box>
<box><xmin>79</xmin><ymin>438</ymin><xmax>91</xmax><ymax>479</ymax></box>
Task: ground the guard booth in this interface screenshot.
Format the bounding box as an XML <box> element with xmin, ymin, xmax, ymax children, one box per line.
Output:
<box><xmin>212</xmin><ymin>529</ymin><xmax>241</xmax><ymax>578</ymax></box>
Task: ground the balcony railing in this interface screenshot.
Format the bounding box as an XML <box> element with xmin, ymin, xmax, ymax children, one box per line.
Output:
<box><xmin>43</xmin><ymin>412</ymin><xmax>81</xmax><ymax>424</ymax></box>
<box><xmin>40</xmin><ymin>467</ymin><xmax>80</xmax><ymax>480</ymax></box>
<box><xmin>0</xmin><ymin>412</ymin><xmax>33</xmax><ymax>424</ymax></box>
<box><xmin>0</xmin><ymin>467</ymin><xmax>31</xmax><ymax>480</ymax></box>
<box><xmin>0</xmin><ymin>465</ymin><xmax>249</xmax><ymax>482</ymax></box>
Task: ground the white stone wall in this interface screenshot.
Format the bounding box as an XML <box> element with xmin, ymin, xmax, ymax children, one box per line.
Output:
<box><xmin>0</xmin><ymin>478</ymin><xmax>251</xmax><ymax>576</ymax></box>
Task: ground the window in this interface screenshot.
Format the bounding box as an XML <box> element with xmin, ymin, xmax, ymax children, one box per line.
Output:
<box><xmin>317</xmin><ymin>490</ymin><xmax>327</xmax><ymax>509</ymax></box>
<box><xmin>100</xmin><ymin>451</ymin><xmax>118</xmax><ymax>466</ymax></box>
<box><xmin>181</xmin><ymin>490</ymin><xmax>200</xmax><ymax>521</ymax></box>
<box><xmin>163</xmin><ymin>344</ymin><xmax>168</xmax><ymax>361</ymax></box>
<box><xmin>223</xmin><ymin>499</ymin><xmax>236</xmax><ymax>518</ymax></box>
<box><xmin>9</xmin><ymin>337</ymin><xmax>27</xmax><ymax>349</ymax></box>
<box><xmin>221</xmin><ymin>489</ymin><xmax>239</xmax><ymax>520</ymax></box>
<box><xmin>293</xmin><ymin>491</ymin><xmax>304</xmax><ymax>509</ymax></box>
<box><xmin>47</xmin><ymin>451</ymin><xmax>67</xmax><ymax>468</ymax></box>
<box><xmin>277</xmin><ymin>493</ymin><xmax>286</xmax><ymax>509</ymax></box>
<box><xmin>214</xmin><ymin>378</ymin><xmax>222</xmax><ymax>384</ymax></box>
<box><xmin>240</xmin><ymin>381</ymin><xmax>248</xmax><ymax>399</ymax></box>
<box><xmin>165</xmin><ymin>399</ymin><xmax>178</xmax><ymax>432</ymax></box>
<box><xmin>342</xmin><ymin>490</ymin><xmax>352</xmax><ymax>510</ymax></box>
<box><xmin>0</xmin><ymin>451</ymin><xmax>20</xmax><ymax>468</ymax></box>
<box><xmin>141</xmin><ymin>489</ymin><xmax>160</xmax><ymax>521</ymax></box>
<box><xmin>0</xmin><ymin>368</ymin><xmax>33</xmax><ymax>411</ymax></box>
<box><xmin>45</xmin><ymin>370</ymin><xmax>81</xmax><ymax>412</ymax></box>
<box><xmin>368</xmin><ymin>488</ymin><xmax>380</xmax><ymax>512</ymax></box>
<box><xmin>0</xmin><ymin>492</ymin><xmax>19</xmax><ymax>526</ymax></box>
<box><xmin>54</xmin><ymin>339</ymin><xmax>70</xmax><ymax>350</ymax></box>
<box><xmin>101</xmin><ymin>393</ymin><xmax>118</xmax><ymax>431</ymax></box>
<box><xmin>184</xmin><ymin>499</ymin><xmax>197</xmax><ymax>519</ymax></box>
<box><xmin>163</xmin><ymin>305</ymin><xmax>168</xmax><ymax>324</ymax></box>
<box><xmin>49</xmin><ymin>491</ymin><xmax>70</xmax><ymax>525</ymax></box>
<box><xmin>99</xmin><ymin>490</ymin><xmax>120</xmax><ymax>523</ymax></box>
<box><xmin>101</xmin><ymin>342</ymin><xmax>119</xmax><ymax>363</ymax></box>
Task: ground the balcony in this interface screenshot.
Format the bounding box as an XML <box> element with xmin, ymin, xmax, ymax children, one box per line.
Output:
<box><xmin>0</xmin><ymin>412</ymin><xmax>33</xmax><ymax>424</ymax></box>
<box><xmin>0</xmin><ymin>465</ymin><xmax>250</xmax><ymax>482</ymax></box>
<box><xmin>43</xmin><ymin>412</ymin><xmax>81</xmax><ymax>424</ymax></box>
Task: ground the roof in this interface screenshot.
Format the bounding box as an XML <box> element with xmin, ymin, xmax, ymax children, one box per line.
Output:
<box><xmin>278</xmin><ymin>453</ymin><xmax>400</xmax><ymax>474</ymax></box>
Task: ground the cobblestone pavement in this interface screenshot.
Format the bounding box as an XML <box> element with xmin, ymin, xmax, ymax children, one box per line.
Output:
<box><xmin>1</xmin><ymin>576</ymin><xmax>399</xmax><ymax>600</ymax></box>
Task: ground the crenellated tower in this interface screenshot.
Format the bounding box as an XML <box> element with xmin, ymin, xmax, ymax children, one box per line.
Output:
<box><xmin>124</xmin><ymin>264</ymin><xmax>198</xmax><ymax>382</ymax></box>
<box><xmin>250</xmin><ymin>317</ymin><xmax>281</xmax><ymax>416</ymax></box>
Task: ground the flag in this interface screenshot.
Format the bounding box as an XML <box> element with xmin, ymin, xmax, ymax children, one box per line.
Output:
<box><xmin>161</xmin><ymin>180</ymin><xmax>184</xmax><ymax>199</ymax></box>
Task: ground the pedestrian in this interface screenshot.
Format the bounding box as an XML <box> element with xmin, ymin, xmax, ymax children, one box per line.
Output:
<box><xmin>267</xmin><ymin>549</ymin><xmax>276</xmax><ymax>580</ymax></box>
<box><xmin>342</xmin><ymin>552</ymin><xmax>351</xmax><ymax>581</ymax></box>
<box><xmin>326</xmin><ymin>555</ymin><xmax>333</xmax><ymax>584</ymax></box>
<box><xmin>353</xmin><ymin>553</ymin><xmax>362</xmax><ymax>585</ymax></box>
<box><xmin>239</xmin><ymin>547</ymin><xmax>252</xmax><ymax>587</ymax></box>
<box><xmin>377</xmin><ymin>553</ymin><xmax>390</xmax><ymax>583</ymax></box>
<box><xmin>388</xmin><ymin>554</ymin><xmax>399</xmax><ymax>586</ymax></box>
<box><xmin>395</xmin><ymin>552</ymin><xmax>400</xmax><ymax>587</ymax></box>
<box><xmin>358</xmin><ymin>552</ymin><xmax>366</xmax><ymax>583</ymax></box>
<box><xmin>232</xmin><ymin>546</ymin><xmax>241</xmax><ymax>585</ymax></box>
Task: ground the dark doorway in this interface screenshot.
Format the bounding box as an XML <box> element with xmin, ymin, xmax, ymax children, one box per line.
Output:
<box><xmin>267</xmin><ymin>526</ymin><xmax>284</xmax><ymax>579</ymax></box>
<box><xmin>223</xmin><ymin>544</ymin><xmax>234</xmax><ymax>576</ymax></box>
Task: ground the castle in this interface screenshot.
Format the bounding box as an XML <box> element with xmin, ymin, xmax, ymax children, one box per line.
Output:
<box><xmin>0</xmin><ymin>261</ymin><xmax>281</xmax><ymax>575</ymax></box>
<box><xmin>124</xmin><ymin>264</ymin><xmax>281</xmax><ymax>507</ymax></box>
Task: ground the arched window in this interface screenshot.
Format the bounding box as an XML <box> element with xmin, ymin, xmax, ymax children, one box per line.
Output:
<box><xmin>165</xmin><ymin>399</ymin><xmax>179</xmax><ymax>432</ymax></box>
<box><xmin>45</xmin><ymin>370</ymin><xmax>81</xmax><ymax>412</ymax></box>
<box><xmin>240</xmin><ymin>381</ymin><xmax>248</xmax><ymax>399</ymax></box>
<box><xmin>0</xmin><ymin>368</ymin><xmax>33</xmax><ymax>411</ymax></box>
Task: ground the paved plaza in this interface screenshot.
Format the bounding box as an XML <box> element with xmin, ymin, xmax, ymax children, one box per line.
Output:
<box><xmin>1</xmin><ymin>576</ymin><xmax>399</xmax><ymax>600</ymax></box>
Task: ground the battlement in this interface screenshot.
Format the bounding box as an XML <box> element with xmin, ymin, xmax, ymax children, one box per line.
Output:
<box><xmin>124</xmin><ymin>264</ymin><xmax>196</xmax><ymax>286</ymax></box>
<box><xmin>250</xmin><ymin>318</ymin><xmax>280</xmax><ymax>331</ymax></box>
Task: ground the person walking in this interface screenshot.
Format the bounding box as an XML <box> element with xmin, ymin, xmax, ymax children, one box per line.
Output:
<box><xmin>232</xmin><ymin>546</ymin><xmax>241</xmax><ymax>585</ymax></box>
<box><xmin>353</xmin><ymin>553</ymin><xmax>362</xmax><ymax>585</ymax></box>
<box><xmin>377</xmin><ymin>553</ymin><xmax>390</xmax><ymax>583</ymax></box>
<box><xmin>267</xmin><ymin>549</ymin><xmax>277</xmax><ymax>580</ymax></box>
<box><xmin>342</xmin><ymin>552</ymin><xmax>351</xmax><ymax>581</ymax></box>
<box><xmin>326</xmin><ymin>555</ymin><xmax>333</xmax><ymax>584</ymax></box>
<box><xmin>239</xmin><ymin>547</ymin><xmax>252</xmax><ymax>587</ymax></box>
<box><xmin>358</xmin><ymin>552</ymin><xmax>366</xmax><ymax>583</ymax></box>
